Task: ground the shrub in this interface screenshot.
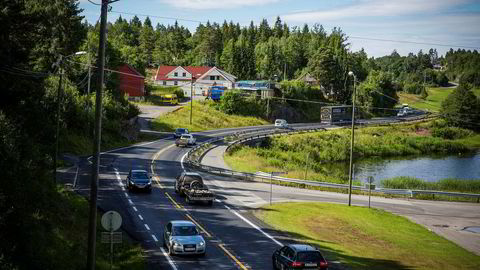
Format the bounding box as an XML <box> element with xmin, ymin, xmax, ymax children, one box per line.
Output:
<box><xmin>403</xmin><ymin>82</ymin><xmax>425</xmax><ymax>95</ymax></box>
<box><xmin>431</xmin><ymin>127</ymin><xmax>474</xmax><ymax>140</ymax></box>
<box><xmin>173</xmin><ymin>89</ymin><xmax>185</xmax><ymax>99</ymax></box>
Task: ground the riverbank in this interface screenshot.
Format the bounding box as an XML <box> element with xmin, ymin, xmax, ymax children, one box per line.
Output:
<box><xmin>225</xmin><ymin>121</ymin><xmax>480</xmax><ymax>187</ymax></box>
<box><xmin>254</xmin><ymin>202</ymin><xmax>480</xmax><ymax>270</ymax></box>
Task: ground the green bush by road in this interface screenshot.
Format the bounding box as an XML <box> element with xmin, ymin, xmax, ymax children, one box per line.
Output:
<box><xmin>151</xmin><ymin>100</ymin><xmax>269</xmax><ymax>132</ymax></box>
<box><xmin>254</xmin><ymin>202</ymin><xmax>480</xmax><ymax>270</ymax></box>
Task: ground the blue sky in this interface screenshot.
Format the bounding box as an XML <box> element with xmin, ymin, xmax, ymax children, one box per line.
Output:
<box><xmin>79</xmin><ymin>0</ymin><xmax>480</xmax><ymax>58</ymax></box>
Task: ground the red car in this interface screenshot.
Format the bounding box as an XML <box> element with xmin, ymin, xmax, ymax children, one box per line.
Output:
<box><xmin>272</xmin><ymin>244</ymin><xmax>328</xmax><ymax>269</ymax></box>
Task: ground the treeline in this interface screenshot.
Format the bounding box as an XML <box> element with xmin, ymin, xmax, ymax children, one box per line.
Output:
<box><xmin>445</xmin><ymin>49</ymin><xmax>480</xmax><ymax>87</ymax></box>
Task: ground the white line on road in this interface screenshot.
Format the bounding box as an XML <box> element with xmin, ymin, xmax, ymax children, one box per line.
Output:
<box><xmin>138</xmin><ymin>214</ymin><xmax>144</xmax><ymax>221</ymax></box>
<box><xmin>223</xmin><ymin>204</ymin><xmax>283</xmax><ymax>247</ymax></box>
<box><xmin>128</xmin><ymin>199</ymin><xmax>133</xmax><ymax>205</ymax></box>
<box><xmin>151</xmin><ymin>234</ymin><xmax>158</xmax><ymax>242</ymax></box>
<box><xmin>181</xmin><ymin>152</ymin><xmax>188</xmax><ymax>171</ymax></box>
<box><xmin>160</xmin><ymin>247</ymin><xmax>178</xmax><ymax>270</ymax></box>
<box><xmin>133</xmin><ymin>206</ymin><xmax>138</xmax><ymax>212</ymax></box>
<box><xmin>121</xmin><ymin>187</ymin><xmax>125</xmax><ymax>191</ymax></box>
<box><xmin>124</xmin><ymin>192</ymin><xmax>129</xmax><ymax>198</ymax></box>
<box><xmin>144</xmin><ymin>224</ymin><xmax>150</xmax><ymax>231</ymax></box>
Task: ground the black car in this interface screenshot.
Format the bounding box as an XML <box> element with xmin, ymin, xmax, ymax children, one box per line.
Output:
<box><xmin>126</xmin><ymin>169</ymin><xmax>152</xmax><ymax>193</ymax></box>
<box><xmin>272</xmin><ymin>244</ymin><xmax>328</xmax><ymax>269</ymax></box>
<box><xmin>174</xmin><ymin>128</ymin><xmax>189</xmax><ymax>138</ymax></box>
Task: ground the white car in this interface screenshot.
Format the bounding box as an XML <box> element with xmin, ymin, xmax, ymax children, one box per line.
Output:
<box><xmin>275</xmin><ymin>119</ymin><xmax>288</xmax><ymax>129</ymax></box>
<box><xmin>175</xmin><ymin>134</ymin><xmax>196</xmax><ymax>146</ymax></box>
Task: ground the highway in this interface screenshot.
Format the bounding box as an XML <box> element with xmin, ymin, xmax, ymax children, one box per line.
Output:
<box><xmin>73</xmin><ymin>115</ymin><xmax>479</xmax><ymax>269</ymax></box>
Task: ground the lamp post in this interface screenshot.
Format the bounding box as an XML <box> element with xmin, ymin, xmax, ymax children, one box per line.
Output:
<box><xmin>189</xmin><ymin>73</ymin><xmax>201</xmax><ymax>125</ymax></box>
<box><xmin>53</xmin><ymin>51</ymin><xmax>86</xmax><ymax>184</ymax></box>
<box><xmin>347</xmin><ymin>71</ymin><xmax>357</xmax><ymax>207</ymax></box>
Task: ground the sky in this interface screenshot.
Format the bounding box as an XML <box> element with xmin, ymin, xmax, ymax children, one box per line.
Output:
<box><xmin>79</xmin><ymin>0</ymin><xmax>480</xmax><ymax>58</ymax></box>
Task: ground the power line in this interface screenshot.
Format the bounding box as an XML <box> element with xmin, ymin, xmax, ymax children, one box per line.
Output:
<box><xmin>349</xmin><ymin>36</ymin><xmax>480</xmax><ymax>50</ymax></box>
<box><xmin>87</xmin><ymin>0</ymin><xmax>101</xmax><ymax>6</ymax></box>
<box><xmin>110</xmin><ymin>10</ymin><xmax>207</xmax><ymax>24</ymax></box>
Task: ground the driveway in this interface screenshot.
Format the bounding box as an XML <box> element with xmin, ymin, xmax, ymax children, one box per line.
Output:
<box><xmin>137</xmin><ymin>104</ymin><xmax>181</xmax><ymax>131</ymax></box>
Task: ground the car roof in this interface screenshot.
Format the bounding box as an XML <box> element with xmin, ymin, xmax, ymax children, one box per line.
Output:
<box><xmin>184</xmin><ymin>172</ymin><xmax>201</xmax><ymax>176</ymax></box>
<box><xmin>170</xmin><ymin>220</ymin><xmax>195</xmax><ymax>226</ymax></box>
<box><xmin>130</xmin><ymin>169</ymin><xmax>148</xmax><ymax>173</ymax></box>
<box><xmin>288</xmin><ymin>244</ymin><xmax>317</xmax><ymax>252</ymax></box>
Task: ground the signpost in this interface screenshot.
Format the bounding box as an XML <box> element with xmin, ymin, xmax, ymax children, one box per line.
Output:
<box><xmin>101</xmin><ymin>211</ymin><xmax>122</xmax><ymax>270</ymax></box>
<box><xmin>269</xmin><ymin>171</ymin><xmax>287</xmax><ymax>205</ymax></box>
<box><xmin>366</xmin><ymin>176</ymin><xmax>375</xmax><ymax>208</ymax></box>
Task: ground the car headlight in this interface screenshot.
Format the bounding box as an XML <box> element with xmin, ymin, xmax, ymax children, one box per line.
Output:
<box><xmin>172</xmin><ymin>241</ymin><xmax>181</xmax><ymax>247</ymax></box>
<box><xmin>198</xmin><ymin>241</ymin><xmax>205</xmax><ymax>246</ymax></box>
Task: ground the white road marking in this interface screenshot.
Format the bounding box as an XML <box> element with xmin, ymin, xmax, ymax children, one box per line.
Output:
<box><xmin>223</xmin><ymin>204</ymin><xmax>283</xmax><ymax>247</ymax></box>
<box><xmin>151</xmin><ymin>234</ymin><xmax>158</xmax><ymax>242</ymax></box>
<box><xmin>160</xmin><ymin>247</ymin><xmax>178</xmax><ymax>270</ymax></box>
<box><xmin>138</xmin><ymin>214</ymin><xmax>144</xmax><ymax>221</ymax></box>
<box><xmin>181</xmin><ymin>152</ymin><xmax>188</xmax><ymax>171</ymax></box>
<box><xmin>121</xmin><ymin>187</ymin><xmax>125</xmax><ymax>191</ymax></box>
<box><xmin>144</xmin><ymin>224</ymin><xmax>150</xmax><ymax>231</ymax></box>
<box><xmin>133</xmin><ymin>206</ymin><xmax>138</xmax><ymax>212</ymax></box>
<box><xmin>128</xmin><ymin>199</ymin><xmax>133</xmax><ymax>205</ymax></box>
<box><xmin>124</xmin><ymin>192</ymin><xmax>129</xmax><ymax>198</ymax></box>
<box><xmin>73</xmin><ymin>166</ymin><xmax>79</xmax><ymax>188</ymax></box>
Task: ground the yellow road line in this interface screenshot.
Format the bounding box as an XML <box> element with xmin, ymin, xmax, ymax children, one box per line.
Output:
<box><xmin>185</xmin><ymin>214</ymin><xmax>212</xmax><ymax>238</ymax></box>
<box><xmin>150</xmin><ymin>144</ymin><xmax>176</xmax><ymax>188</ymax></box>
<box><xmin>218</xmin><ymin>244</ymin><xmax>249</xmax><ymax>270</ymax></box>
<box><xmin>165</xmin><ymin>192</ymin><xmax>183</xmax><ymax>209</ymax></box>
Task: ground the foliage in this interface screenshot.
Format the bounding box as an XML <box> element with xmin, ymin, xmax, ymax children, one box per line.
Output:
<box><xmin>403</xmin><ymin>81</ymin><xmax>425</xmax><ymax>95</ymax></box>
<box><xmin>440</xmin><ymin>84</ymin><xmax>480</xmax><ymax>130</ymax></box>
<box><xmin>356</xmin><ymin>71</ymin><xmax>399</xmax><ymax>112</ymax></box>
<box><xmin>216</xmin><ymin>90</ymin><xmax>265</xmax><ymax>117</ymax></box>
<box><xmin>431</xmin><ymin>127</ymin><xmax>474</xmax><ymax>140</ymax></box>
<box><xmin>445</xmin><ymin>49</ymin><xmax>480</xmax><ymax>85</ymax></box>
<box><xmin>381</xmin><ymin>177</ymin><xmax>480</xmax><ymax>193</ymax></box>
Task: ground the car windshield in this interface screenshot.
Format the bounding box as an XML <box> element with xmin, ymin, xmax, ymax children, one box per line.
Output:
<box><xmin>181</xmin><ymin>135</ymin><xmax>190</xmax><ymax>139</ymax></box>
<box><xmin>184</xmin><ymin>175</ymin><xmax>202</xmax><ymax>183</ymax></box>
<box><xmin>176</xmin><ymin>128</ymin><xmax>186</xmax><ymax>133</ymax></box>
<box><xmin>296</xmin><ymin>251</ymin><xmax>322</xmax><ymax>262</ymax></box>
<box><xmin>172</xmin><ymin>225</ymin><xmax>198</xmax><ymax>236</ymax></box>
<box><xmin>132</xmin><ymin>172</ymin><xmax>148</xmax><ymax>180</ymax></box>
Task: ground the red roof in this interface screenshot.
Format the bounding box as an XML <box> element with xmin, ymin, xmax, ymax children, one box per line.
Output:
<box><xmin>154</xmin><ymin>66</ymin><xmax>213</xmax><ymax>81</ymax></box>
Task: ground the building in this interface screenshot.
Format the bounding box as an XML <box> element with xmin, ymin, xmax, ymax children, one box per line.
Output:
<box><xmin>154</xmin><ymin>66</ymin><xmax>236</xmax><ymax>96</ymax></box>
<box><xmin>235</xmin><ymin>80</ymin><xmax>275</xmax><ymax>99</ymax></box>
<box><xmin>297</xmin><ymin>72</ymin><xmax>319</xmax><ymax>86</ymax></box>
<box><xmin>118</xmin><ymin>64</ymin><xmax>145</xmax><ymax>101</ymax></box>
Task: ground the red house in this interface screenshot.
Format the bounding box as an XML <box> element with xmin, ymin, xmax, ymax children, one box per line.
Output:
<box><xmin>118</xmin><ymin>64</ymin><xmax>145</xmax><ymax>99</ymax></box>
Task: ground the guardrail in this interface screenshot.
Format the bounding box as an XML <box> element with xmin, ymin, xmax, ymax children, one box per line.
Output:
<box><xmin>184</xmin><ymin>118</ymin><xmax>479</xmax><ymax>202</ymax></box>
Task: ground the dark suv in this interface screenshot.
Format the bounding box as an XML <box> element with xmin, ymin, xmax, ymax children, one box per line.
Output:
<box><xmin>174</xmin><ymin>128</ymin><xmax>189</xmax><ymax>138</ymax></box>
<box><xmin>272</xmin><ymin>244</ymin><xmax>328</xmax><ymax>269</ymax></box>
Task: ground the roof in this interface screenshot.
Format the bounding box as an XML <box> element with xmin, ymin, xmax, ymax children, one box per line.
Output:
<box><xmin>288</xmin><ymin>244</ymin><xmax>317</xmax><ymax>252</ymax></box>
<box><xmin>130</xmin><ymin>169</ymin><xmax>148</xmax><ymax>173</ymax></box>
<box><xmin>184</xmin><ymin>66</ymin><xmax>212</xmax><ymax>78</ymax></box>
<box><xmin>155</xmin><ymin>66</ymin><xmax>235</xmax><ymax>81</ymax></box>
<box><xmin>171</xmin><ymin>220</ymin><xmax>195</xmax><ymax>226</ymax></box>
<box><xmin>184</xmin><ymin>172</ymin><xmax>201</xmax><ymax>176</ymax></box>
<box><xmin>155</xmin><ymin>66</ymin><xmax>177</xmax><ymax>80</ymax></box>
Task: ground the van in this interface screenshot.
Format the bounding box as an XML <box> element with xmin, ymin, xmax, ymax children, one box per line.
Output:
<box><xmin>275</xmin><ymin>119</ymin><xmax>288</xmax><ymax>128</ymax></box>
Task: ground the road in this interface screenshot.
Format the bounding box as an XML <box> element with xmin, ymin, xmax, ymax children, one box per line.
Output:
<box><xmin>73</xmin><ymin>112</ymin><xmax>479</xmax><ymax>269</ymax></box>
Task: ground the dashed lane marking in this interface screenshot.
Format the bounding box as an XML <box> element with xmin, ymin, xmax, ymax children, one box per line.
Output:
<box><xmin>133</xmin><ymin>206</ymin><xmax>138</xmax><ymax>212</ymax></box>
<box><xmin>144</xmin><ymin>224</ymin><xmax>151</xmax><ymax>231</ymax></box>
<box><xmin>151</xmin><ymin>234</ymin><xmax>158</xmax><ymax>242</ymax></box>
<box><xmin>185</xmin><ymin>214</ymin><xmax>212</xmax><ymax>238</ymax></box>
<box><xmin>128</xmin><ymin>199</ymin><xmax>133</xmax><ymax>205</ymax></box>
<box><xmin>138</xmin><ymin>214</ymin><xmax>143</xmax><ymax>221</ymax></box>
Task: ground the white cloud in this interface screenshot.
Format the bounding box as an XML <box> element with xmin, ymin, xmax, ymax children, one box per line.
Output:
<box><xmin>282</xmin><ymin>0</ymin><xmax>472</xmax><ymax>21</ymax></box>
<box><xmin>160</xmin><ymin>0</ymin><xmax>281</xmax><ymax>10</ymax></box>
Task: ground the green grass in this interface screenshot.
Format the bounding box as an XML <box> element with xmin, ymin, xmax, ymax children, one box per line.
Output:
<box><xmin>50</xmin><ymin>188</ymin><xmax>145</xmax><ymax>269</ymax></box>
<box><xmin>254</xmin><ymin>202</ymin><xmax>480</xmax><ymax>270</ymax></box>
<box><xmin>151</xmin><ymin>100</ymin><xmax>269</xmax><ymax>132</ymax></box>
<box><xmin>398</xmin><ymin>87</ymin><xmax>454</xmax><ymax>112</ymax></box>
<box><xmin>381</xmin><ymin>176</ymin><xmax>480</xmax><ymax>193</ymax></box>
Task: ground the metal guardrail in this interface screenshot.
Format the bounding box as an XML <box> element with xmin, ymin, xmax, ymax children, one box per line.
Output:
<box><xmin>184</xmin><ymin>119</ymin><xmax>480</xmax><ymax>202</ymax></box>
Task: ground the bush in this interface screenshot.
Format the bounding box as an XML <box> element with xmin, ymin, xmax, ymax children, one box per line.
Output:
<box><xmin>403</xmin><ymin>82</ymin><xmax>425</xmax><ymax>95</ymax></box>
<box><xmin>173</xmin><ymin>89</ymin><xmax>185</xmax><ymax>99</ymax></box>
<box><xmin>431</xmin><ymin>127</ymin><xmax>474</xmax><ymax>139</ymax></box>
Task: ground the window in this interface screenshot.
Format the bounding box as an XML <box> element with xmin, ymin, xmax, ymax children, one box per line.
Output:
<box><xmin>174</xmin><ymin>72</ymin><xmax>178</xmax><ymax>76</ymax></box>
<box><xmin>162</xmin><ymin>81</ymin><xmax>166</xmax><ymax>86</ymax></box>
<box><xmin>210</xmin><ymin>75</ymin><xmax>215</xmax><ymax>80</ymax></box>
<box><xmin>216</xmin><ymin>76</ymin><xmax>221</xmax><ymax>80</ymax></box>
<box><xmin>182</xmin><ymin>72</ymin><xmax>186</xmax><ymax>77</ymax></box>
<box><xmin>174</xmin><ymin>81</ymin><xmax>178</xmax><ymax>86</ymax></box>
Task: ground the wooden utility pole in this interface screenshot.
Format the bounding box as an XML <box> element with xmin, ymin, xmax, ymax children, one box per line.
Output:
<box><xmin>348</xmin><ymin>72</ymin><xmax>357</xmax><ymax>207</ymax></box>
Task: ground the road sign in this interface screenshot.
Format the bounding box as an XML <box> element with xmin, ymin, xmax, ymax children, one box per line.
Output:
<box><xmin>101</xmin><ymin>211</ymin><xmax>122</xmax><ymax>232</ymax></box>
<box><xmin>101</xmin><ymin>232</ymin><xmax>122</xmax><ymax>244</ymax></box>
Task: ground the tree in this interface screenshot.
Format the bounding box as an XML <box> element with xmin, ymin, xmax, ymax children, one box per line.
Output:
<box><xmin>356</xmin><ymin>71</ymin><xmax>399</xmax><ymax>113</ymax></box>
<box><xmin>440</xmin><ymin>84</ymin><xmax>480</xmax><ymax>130</ymax></box>
<box><xmin>307</xmin><ymin>47</ymin><xmax>344</xmax><ymax>102</ymax></box>
<box><xmin>139</xmin><ymin>17</ymin><xmax>156</xmax><ymax>67</ymax></box>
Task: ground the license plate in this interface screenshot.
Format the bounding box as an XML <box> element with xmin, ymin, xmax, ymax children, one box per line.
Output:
<box><xmin>185</xmin><ymin>248</ymin><xmax>195</xmax><ymax>251</ymax></box>
<box><xmin>305</xmin><ymin>263</ymin><xmax>317</xmax><ymax>267</ymax></box>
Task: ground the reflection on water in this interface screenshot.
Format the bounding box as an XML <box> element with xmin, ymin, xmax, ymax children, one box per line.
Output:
<box><xmin>353</xmin><ymin>150</ymin><xmax>480</xmax><ymax>184</ymax></box>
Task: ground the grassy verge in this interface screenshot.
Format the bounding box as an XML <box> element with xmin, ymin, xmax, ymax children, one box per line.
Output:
<box><xmin>381</xmin><ymin>176</ymin><xmax>480</xmax><ymax>193</ymax></box>
<box><xmin>398</xmin><ymin>87</ymin><xmax>453</xmax><ymax>112</ymax></box>
<box><xmin>225</xmin><ymin>121</ymin><xmax>479</xmax><ymax>186</ymax></box>
<box><xmin>254</xmin><ymin>202</ymin><xmax>480</xmax><ymax>270</ymax></box>
<box><xmin>151</xmin><ymin>100</ymin><xmax>269</xmax><ymax>132</ymax></box>
<box><xmin>50</xmin><ymin>188</ymin><xmax>145</xmax><ymax>269</ymax></box>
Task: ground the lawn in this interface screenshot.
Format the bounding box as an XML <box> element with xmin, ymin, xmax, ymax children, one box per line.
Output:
<box><xmin>254</xmin><ymin>202</ymin><xmax>480</xmax><ymax>270</ymax></box>
<box><xmin>151</xmin><ymin>100</ymin><xmax>269</xmax><ymax>132</ymax></box>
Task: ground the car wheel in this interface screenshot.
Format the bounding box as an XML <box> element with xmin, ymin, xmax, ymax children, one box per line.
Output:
<box><xmin>207</xmin><ymin>200</ymin><xmax>213</xmax><ymax>206</ymax></box>
<box><xmin>272</xmin><ymin>257</ymin><xmax>278</xmax><ymax>270</ymax></box>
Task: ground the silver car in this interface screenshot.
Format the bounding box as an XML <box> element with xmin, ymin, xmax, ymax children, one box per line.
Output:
<box><xmin>163</xmin><ymin>220</ymin><xmax>206</xmax><ymax>256</ymax></box>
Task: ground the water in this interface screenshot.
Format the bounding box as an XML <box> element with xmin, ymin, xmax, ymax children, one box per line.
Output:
<box><xmin>353</xmin><ymin>150</ymin><xmax>480</xmax><ymax>184</ymax></box>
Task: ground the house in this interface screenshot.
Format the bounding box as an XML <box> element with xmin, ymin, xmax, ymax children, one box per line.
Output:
<box><xmin>154</xmin><ymin>66</ymin><xmax>236</xmax><ymax>96</ymax></box>
<box><xmin>235</xmin><ymin>80</ymin><xmax>275</xmax><ymax>99</ymax></box>
<box><xmin>297</xmin><ymin>72</ymin><xmax>319</xmax><ymax>86</ymax></box>
<box><xmin>118</xmin><ymin>64</ymin><xmax>145</xmax><ymax>101</ymax></box>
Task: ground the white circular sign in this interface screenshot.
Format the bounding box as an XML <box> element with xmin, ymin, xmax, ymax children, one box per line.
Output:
<box><xmin>101</xmin><ymin>211</ymin><xmax>122</xmax><ymax>231</ymax></box>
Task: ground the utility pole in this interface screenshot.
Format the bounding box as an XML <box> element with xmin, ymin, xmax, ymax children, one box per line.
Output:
<box><xmin>53</xmin><ymin>56</ymin><xmax>64</xmax><ymax>184</ymax></box>
<box><xmin>304</xmin><ymin>152</ymin><xmax>310</xmax><ymax>180</ymax></box>
<box><xmin>87</xmin><ymin>0</ymin><xmax>117</xmax><ymax>268</ymax></box>
<box><xmin>347</xmin><ymin>71</ymin><xmax>357</xmax><ymax>207</ymax></box>
<box><xmin>190</xmin><ymin>76</ymin><xmax>194</xmax><ymax>125</ymax></box>
<box><xmin>283</xmin><ymin>63</ymin><xmax>286</xmax><ymax>81</ymax></box>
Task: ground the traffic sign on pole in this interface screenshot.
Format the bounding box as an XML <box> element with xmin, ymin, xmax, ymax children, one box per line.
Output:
<box><xmin>101</xmin><ymin>211</ymin><xmax>122</xmax><ymax>232</ymax></box>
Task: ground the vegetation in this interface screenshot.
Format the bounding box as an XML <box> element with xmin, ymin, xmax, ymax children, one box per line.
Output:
<box><xmin>255</xmin><ymin>202</ymin><xmax>480</xmax><ymax>270</ymax></box>
<box><xmin>151</xmin><ymin>101</ymin><xmax>268</xmax><ymax>132</ymax></box>
<box><xmin>398</xmin><ymin>86</ymin><xmax>454</xmax><ymax>112</ymax></box>
<box><xmin>440</xmin><ymin>84</ymin><xmax>480</xmax><ymax>131</ymax></box>
<box><xmin>225</xmin><ymin>122</ymin><xmax>479</xmax><ymax>185</ymax></box>
<box><xmin>381</xmin><ymin>177</ymin><xmax>480</xmax><ymax>193</ymax></box>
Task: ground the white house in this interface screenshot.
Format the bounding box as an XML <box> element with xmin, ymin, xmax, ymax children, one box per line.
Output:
<box><xmin>154</xmin><ymin>66</ymin><xmax>236</xmax><ymax>96</ymax></box>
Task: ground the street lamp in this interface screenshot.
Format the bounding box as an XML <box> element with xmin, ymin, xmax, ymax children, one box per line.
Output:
<box><xmin>347</xmin><ymin>71</ymin><xmax>357</xmax><ymax>206</ymax></box>
<box><xmin>53</xmin><ymin>51</ymin><xmax>87</xmax><ymax>184</ymax></box>
<box><xmin>190</xmin><ymin>73</ymin><xmax>201</xmax><ymax>125</ymax></box>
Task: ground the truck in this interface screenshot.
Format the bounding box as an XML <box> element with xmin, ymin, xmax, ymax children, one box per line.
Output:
<box><xmin>175</xmin><ymin>172</ymin><xmax>215</xmax><ymax>205</ymax></box>
<box><xmin>206</xmin><ymin>86</ymin><xmax>227</xmax><ymax>101</ymax></box>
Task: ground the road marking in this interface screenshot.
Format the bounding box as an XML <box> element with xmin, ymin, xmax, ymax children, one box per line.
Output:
<box><xmin>150</xmin><ymin>144</ymin><xmax>177</xmax><ymax>187</ymax></box>
<box><xmin>218</xmin><ymin>244</ymin><xmax>249</xmax><ymax>270</ymax></box>
<box><xmin>165</xmin><ymin>192</ymin><xmax>182</xmax><ymax>209</ymax></box>
<box><xmin>138</xmin><ymin>214</ymin><xmax>143</xmax><ymax>221</ymax></box>
<box><xmin>144</xmin><ymin>224</ymin><xmax>150</xmax><ymax>231</ymax></box>
<box><xmin>185</xmin><ymin>214</ymin><xmax>212</xmax><ymax>238</ymax></box>
<box><xmin>160</xmin><ymin>247</ymin><xmax>178</xmax><ymax>270</ymax></box>
<box><xmin>223</xmin><ymin>204</ymin><xmax>283</xmax><ymax>247</ymax></box>
<box><xmin>124</xmin><ymin>192</ymin><xmax>129</xmax><ymax>198</ymax></box>
<box><xmin>128</xmin><ymin>199</ymin><xmax>133</xmax><ymax>205</ymax></box>
<box><xmin>121</xmin><ymin>187</ymin><xmax>125</xmax><ymax>191</ymax></box>
<box><xmin>180</xmin><ymin>152</ymin><xmax>188</xmax><ymax>171</ymax></box>
<box><xmin>73</xmin><ymin>166</ymin><xmax>79</xmax><ymax>188</ymax></box>
<box><xmin>133</xmin><ymin>206</ymin><xmax>138</xmax><ymax>212</ymax></box>
<box><xmin>151</xmin><ymin>234</ymin><xmax>158</xmax><ymax>242</ymax></box>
